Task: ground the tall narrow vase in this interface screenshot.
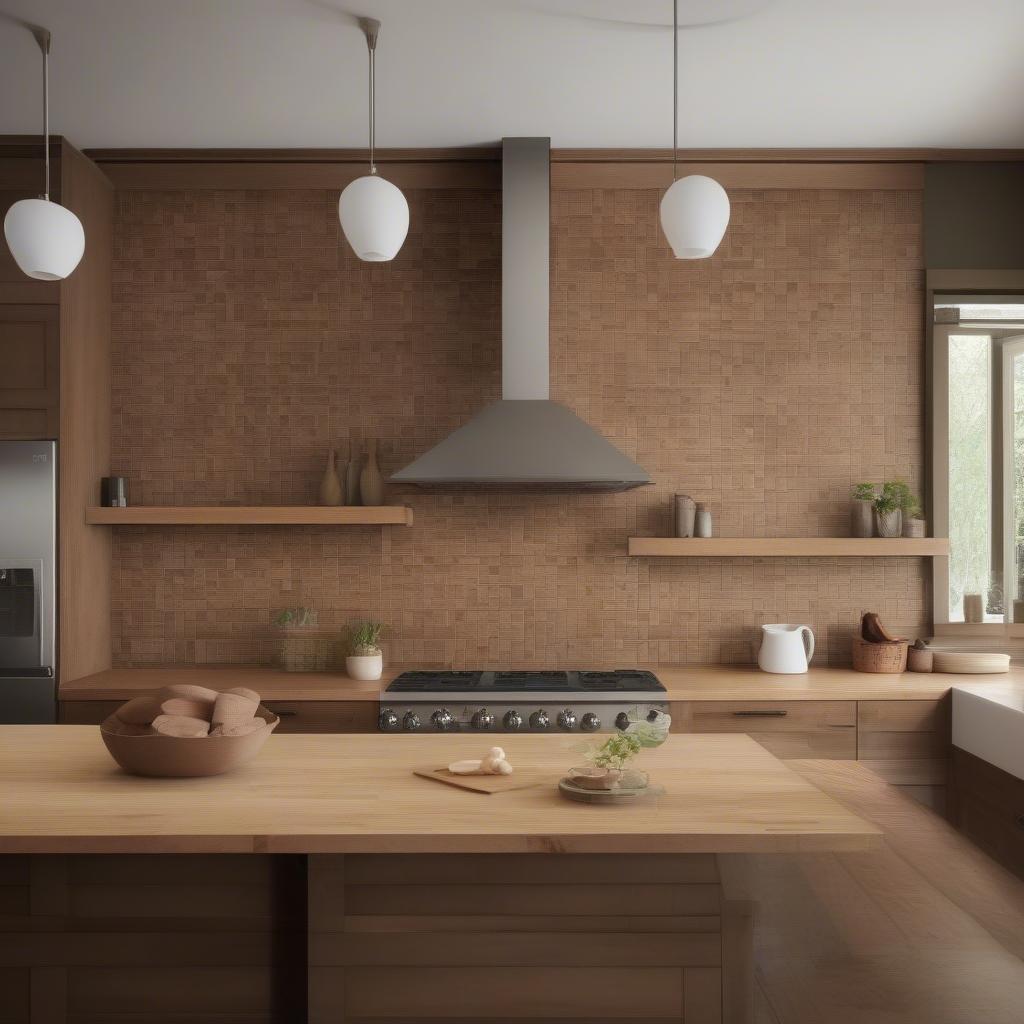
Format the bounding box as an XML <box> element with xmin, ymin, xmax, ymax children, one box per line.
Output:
<box><xmin>360</xmin><ymin>439</ymin><xmax>385</xmax><ymax>506</ymax></box>
<box><xmin>318</xmin><ymin>450</ymin><xmax>343</xmax><ymax>506</ymax></box>
<box><xmin>344</xmin><ymin>440</ymin><xmax>361</xmax><ymax>506</ymax></box>
<box><xmin>850</xmin><ymin>499</ymin><xmax>873</xmax><ymax>538</ymax></box>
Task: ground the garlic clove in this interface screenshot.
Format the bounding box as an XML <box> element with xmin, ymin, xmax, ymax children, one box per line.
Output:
<box><xmin>494</xmin><ymin>760</ymin><xmax>514</xmax><ymax>775</ymax></box>
<box><xmin>448</xmin><ymin>759</ymin><xmax>484</xmax><ymax>775</ymax></box>
<box><xmin>488</xmin><ymin>746</ymin><xmax>506</xmax><ymax>761</ymax></box>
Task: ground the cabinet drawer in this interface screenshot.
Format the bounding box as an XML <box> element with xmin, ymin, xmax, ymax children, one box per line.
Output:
<box><xmin>857</xmin><ymin>699</ymin><xmax>950</xmax><ymax>760</ymax></box>
<box><xmin>857</xmin><ymin>699</ymin><xmax>949</xmax><ymax>734</ymax></box>
<box><xmin>263</xmin><ymin>700</ymin><xmax>377</xmax><ymax>733</ymax></box>
<box><xmin>59</xmin><ymin>701</ymin><xmax>121</xmax><ymax>725</ymax></box>
<box><xmin>676</xmin><ymin>701</ymin><xmax>857</xmax><ymax>760</ymax></box>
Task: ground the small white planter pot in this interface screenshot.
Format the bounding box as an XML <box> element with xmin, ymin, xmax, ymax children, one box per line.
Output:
<box><xmin>346</xmin><ymin>653</ymin><xmax>383</xmax><ymax>681</ymax></box>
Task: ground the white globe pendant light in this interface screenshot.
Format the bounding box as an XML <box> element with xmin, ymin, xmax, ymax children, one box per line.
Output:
<box><xmin>659</xmin><ymin>0</ymin><xmax>729</xmax><ymax>260</ymax></box>
<box><xmin>338</xmin><ymin>19</ymin><xmax>409</xmax><ymax>262</ymax></box>
<box><xmin>3</xmin><ymin>28</ymin><xmax>85</xmax><ymax>281</ymax></box>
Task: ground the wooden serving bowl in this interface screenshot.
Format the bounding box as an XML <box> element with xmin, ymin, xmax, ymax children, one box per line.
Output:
<box><xmin>100</xmin><ymin>706</ymin><xmax>279</xmax><ymax>778</ymax></box>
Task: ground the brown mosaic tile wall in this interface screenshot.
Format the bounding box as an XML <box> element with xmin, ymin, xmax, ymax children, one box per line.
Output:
<box><xmin>111</xmin><ymin>185</ymin><xmax>926</xmax><ymax>668</ymax></box>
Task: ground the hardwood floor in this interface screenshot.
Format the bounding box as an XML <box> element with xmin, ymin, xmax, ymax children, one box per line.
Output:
<box><xmin>728</xmin><ymin>760</ymin><xmax>1024</xmax><ymax>1024</ymax></box>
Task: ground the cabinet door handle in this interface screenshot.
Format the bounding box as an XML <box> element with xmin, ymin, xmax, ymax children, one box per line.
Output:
<box><xmin>274</xmin><ymin>709</ymin><xmax>298</xmax><ymax>717</ymax></box>
<box><xmin>732</xmin><ymin>710</ymin><xmax>787</xmax><ymax>718</ymax></box>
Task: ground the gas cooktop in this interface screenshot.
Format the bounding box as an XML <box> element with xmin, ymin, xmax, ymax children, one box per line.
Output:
<box><xmin>386</xmin><ymin>669</ymin><xmax>665</xmax><ymax>695</ymax></box>
<box><xmin>378</xmin><ymin>669</ymin><xmax>667</xmax><ymax>734</ymax></box>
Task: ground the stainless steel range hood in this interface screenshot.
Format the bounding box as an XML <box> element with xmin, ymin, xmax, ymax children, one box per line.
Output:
<box><xmin>389</xmin><ymin>138</ymin><xmax>650</xmax><ymax>492</ymax></box>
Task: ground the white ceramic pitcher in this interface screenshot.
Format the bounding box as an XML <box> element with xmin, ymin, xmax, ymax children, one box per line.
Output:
<box><xmin>757</xmin><ymin>623</ymin><xmax>814</xmax><ymax>674</ymax></box>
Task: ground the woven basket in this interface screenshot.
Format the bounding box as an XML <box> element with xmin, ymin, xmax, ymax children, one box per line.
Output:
<box><xmin>852</xmin><ymin>637</ymin><xmax>908</xmax><ymax>673</ymax></box>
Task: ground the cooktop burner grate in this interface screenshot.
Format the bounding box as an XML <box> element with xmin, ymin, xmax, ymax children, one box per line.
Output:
<box><xmin>388</xmin><ymin>671</ymin><xmax>483</xmax><ymax>692</ymax></box>
<box><xmin>385</xmin><ymin>669</ymin><xmax>665</xmax><ymax>695</ymax></box>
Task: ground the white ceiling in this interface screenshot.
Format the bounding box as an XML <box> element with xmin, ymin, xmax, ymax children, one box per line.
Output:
<box><xmin>1</xmin><ymin>0</ymin><xmax>1023</xmax><ymax>151</ymax></box>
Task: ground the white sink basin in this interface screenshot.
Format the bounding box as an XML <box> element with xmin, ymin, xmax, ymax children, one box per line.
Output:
<box><xmin>952</xmin><ymin>682</ymin><xmax>1024</xmax><ymax>781</ymax></box>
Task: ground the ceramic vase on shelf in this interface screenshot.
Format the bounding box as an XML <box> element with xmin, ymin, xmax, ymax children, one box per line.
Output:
<box><xmin>673</xmin><ymin>494</ymin><xmax>696</xmax><ymax>538</ymax></box>
<box><xmin>695</xmin><ymin>504</ymin><xmax>712</xmax><ymax>538</ymax></box>
<box><xmin>318</xmin><ymin>450</ymin><xmax>343</xmax><ymax>506</ymax></box>
<box><xmin>963</xmin><ymin>593</ymin><xmax>984</xmax><ymax>623</ymax></box>
<box><xmin>902</xmin><ymin>517</ymin><xmax>926</xmax><ymax>538</ymax></box>
<box><xmin>851</xmin><ymin>499</ymin><xmax>873</xmax><ymax>538</ymax></box>
<box><xmin>344</xmin><ymin>440</ymin><xmax>361</xmax><ymax>506</ymax></box>
<box><xmin>360</xmin><ymin>439</ymin><xmax>385</xmax><ymax>506</ymax></box>
<box><xmin>874</xmin><ymin>508</ymin><xmax>902</xmax><ymax>538</ymax></box>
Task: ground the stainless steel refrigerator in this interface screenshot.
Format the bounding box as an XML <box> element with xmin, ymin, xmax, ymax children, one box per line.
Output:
<box><xmin>0</xmin><ymin>440</ymin><xmax>56</xmax><ymax>723</ymax></box>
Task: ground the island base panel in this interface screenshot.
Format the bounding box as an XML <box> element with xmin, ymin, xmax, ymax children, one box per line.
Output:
<box><xmin>310</xmin><ymin>852</ymin><xmax>752</xmax><ymax>1023</ymax></box>
<box><xmin>0</xmin><ymin>853</ymin><xmax>307</xmax><ymax>1024</ymax></box>
<box><xmin>1</xmin><ymin>852</ymin><xmax>752</xmax><ymax>1023</ymax></box>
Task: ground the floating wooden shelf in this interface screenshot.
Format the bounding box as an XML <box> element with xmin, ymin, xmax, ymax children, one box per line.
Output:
<box><xmin>627</xmin><ymin>537</ymin><xmax>950</xmax><ymax>557</ymax></box>
<box><xmin>86</xmin><ymin>506</ymin><xmax>413</xmax><ymax>526</ymax></box>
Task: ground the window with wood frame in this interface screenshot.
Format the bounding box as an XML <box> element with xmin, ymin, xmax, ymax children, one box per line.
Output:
<box><xmin>932</xmin><ymin>297</ymin><xmax>1024</xmax><ymax>635</ymax></box>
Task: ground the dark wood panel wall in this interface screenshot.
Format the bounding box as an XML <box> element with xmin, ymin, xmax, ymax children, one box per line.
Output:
<box><xmin>0</xmin><ymin>137</ymin><xmax>114</xmax><ymax>691</ymax></box>
<box><xmin>57</xmin><ymin>142</ymin><xmax>114</xmax><ymax>684</ymax></box>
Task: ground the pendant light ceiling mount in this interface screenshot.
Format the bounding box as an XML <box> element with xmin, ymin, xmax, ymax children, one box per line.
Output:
<box><xmin>3</xmin><ymin>24</ymin><xmax>86</xmax><ymax>282</ymax></box>
<box><xmin>658</xmin><ymin>0</ymin><xmax>730</xmax><ymax>260</ymax></box>
<box><xmin>358</xmin><ymin>17</ymin><xmax>380</xmax><ymax>173</ymax></box>
<box><xmin>338</xmin><ymin>16</ymin><xmax>409</xmax><ymax>263</ymax></box>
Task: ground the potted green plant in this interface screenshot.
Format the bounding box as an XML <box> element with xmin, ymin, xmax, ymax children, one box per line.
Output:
<box><xmin>851</xmin><ymin>482</ymin><xmax>875</xmax><ymax>537</ymax></box>
<box><xmin>345</xmin><ymin>620</ymin><xmax>385</xmax><ymax>681</ymax></box>
<box><xmin>273</xmin><ymin>607</ymin><xmax>327</xmax><ymax>672</ymax></box>
<box><xmin>876</xmin><ymin>483</ymin><xmax>901</xmax><ymax>540</ymax></box>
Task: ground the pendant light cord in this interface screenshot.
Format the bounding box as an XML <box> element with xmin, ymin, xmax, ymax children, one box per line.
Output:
<box><xmin>33</xmin><ymin>28</ymin><xmax>52</xmax><ymax>200</ymax></box>
<box><xmin>368</xmin><ymin>44</ymin><xmax>376</xmax><ymax>174</ymax></box>
<box><xmin>672</xmin><ymin>0</ymin><xmax>678</xmax><ymax>182</ymax></box>
<box><xmin>360</xmin><ymin>18</ymin><xmax>381</xmax><ymax>175</ymax></box>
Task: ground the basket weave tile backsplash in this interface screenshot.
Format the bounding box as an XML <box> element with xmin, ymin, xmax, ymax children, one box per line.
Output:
<box><xmin>111</xmin><ymin>185</ymin><xmax>926</xmax><ymax>668</ymax></box>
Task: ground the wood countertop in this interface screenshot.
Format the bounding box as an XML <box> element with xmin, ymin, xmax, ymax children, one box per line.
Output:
<box><xmin>0</xmin><ymin>729</ymin><xmax>879</xmax><ymax>855</ymax></box>
<box><xmin>58</xmin><ymin>663</ymin><xmax>1021</xmax><ymax>702</ymax></box>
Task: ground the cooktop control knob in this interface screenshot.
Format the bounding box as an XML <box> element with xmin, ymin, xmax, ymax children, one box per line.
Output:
<box><xmin>471</xmin><ymin>708</ymin><xmax>494</xmax><ymax>730</ymax></box>
<box><xmin>503</xmin><ymin>709</ymin><xmax>523</xmax><ymax>731</ymax></box>
<box><xmin>614</xmin><ymin>712</ymin><xmax>630</xmax><ymax>731</ymax></box>
<box><xmin>379</xmin><ymin>707</ymin><xmax>400</xmax><ymax>732</ymax></box>
<box><xmin>529</xmin><ymin>709</ymin><xmax>550</xmax><ymax>730</ymax></box>
<box><xmin>431</xmin><ymin>708</ymin><xmax>455</xmax><ymax>731</ymax></box>
<box><xmin>647</xmin><ymin>708</ymin><xmax>662</xmax><ymax>723</ymax></box>
<box><xmin>580</xmin><ymin>712</ymin><xmax>601</xmax><ymax>732</ymax></box>
<box><xmin>557</xmin><ymin>708</ymin><xmax>577</xmax><ymax>731</ymax></box>
<box><xmin>402</xmin><ymin>710</ymin><xmax>421</xmax><ymax>731</ymax></box>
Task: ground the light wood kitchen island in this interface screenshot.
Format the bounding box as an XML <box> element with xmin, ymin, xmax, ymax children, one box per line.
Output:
<box><xmin>0</xmin><ymin>728</ymin><xmax>877</xmax><ymax>1023</ymax></box>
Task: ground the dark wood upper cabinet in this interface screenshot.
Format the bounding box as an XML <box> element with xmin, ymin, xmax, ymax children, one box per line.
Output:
<box><xmin>0</xmin><ymin>303</ymin><xmax>59</xmax><ymax>439</ymax></box>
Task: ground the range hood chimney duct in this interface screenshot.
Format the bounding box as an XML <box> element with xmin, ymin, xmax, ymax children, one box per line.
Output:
<box><xmin>389</xmin><ymin>138</ymin><xmax>651</xmax><ymax>492</ymax></box>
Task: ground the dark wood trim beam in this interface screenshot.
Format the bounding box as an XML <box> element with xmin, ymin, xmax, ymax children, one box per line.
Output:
<box><xmin>79</xmin><ymin>146</ymin><xmax>1024</xmax><ymax>192</ymax></box>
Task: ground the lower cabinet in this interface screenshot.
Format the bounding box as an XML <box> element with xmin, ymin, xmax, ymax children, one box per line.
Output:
<box><xmin>262</xmin><ymin>700</ymin><xmax>377</xmax><ymax>733</ymax></box>
<box><xmin>949</xmin><ymin>746</ymin><xmax>1024</xmax><ymax>879</ymax></box>
<box><xmin>857</xmin><ymin>698</ymin><xmax>950</xmax><ymax>813</ymax></box>
<box><xmin>666</xmin><ymin>697</ymin><xmax>952</xmax><ymax>816</ymax></box>
<box><xmin>59</xmin><ymin>699</ymin><xmax>378</xmax><ymax>732</ymax></box>
<box><xmin>670</xmin><ymin>700</ymin><xmax>857</xmax><ymax>759</ymax></box>
<box><xmin>59</xmin><ymin>701</ymin><xmax>120</xmax><ymax>724</ymax></box>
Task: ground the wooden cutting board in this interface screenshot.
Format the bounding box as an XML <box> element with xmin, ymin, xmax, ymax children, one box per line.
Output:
<box><xmin>413</xmin><ymin>765</ymin><xmax>550</xmax><ymax>794</ymax></box>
